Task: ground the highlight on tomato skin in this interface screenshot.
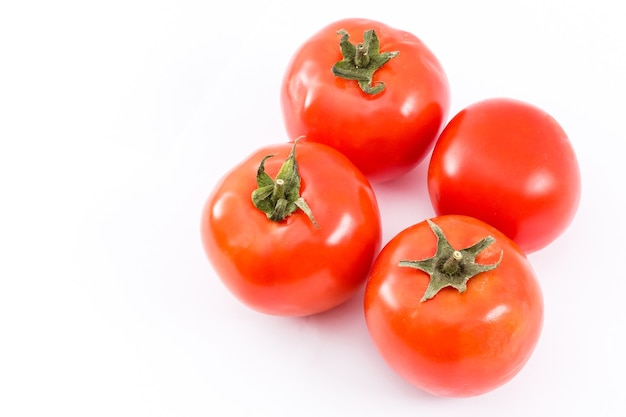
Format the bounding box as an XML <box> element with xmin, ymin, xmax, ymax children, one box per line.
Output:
<box><xmin>427</xmin><ymin>97</ymin><xmax>581</xmax><ymax>253</ymax></box>
<box><xmin>200</xmin><ymin>140</ymin><xmax>382</xmax><ymax>317</ymax></box>
<box><xmin>280</xmin><ymin>17</ymin><xmax>450</xmax><ymax>184</ymax></box>
<box><xmin>364</xmin><ymin>215</ymin><xmax>544</xmax><ymax>397</ymax></box>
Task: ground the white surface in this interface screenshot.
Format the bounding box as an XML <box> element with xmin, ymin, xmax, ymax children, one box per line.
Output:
<box><xmin>1</xmin><ymin>1</ymin><xmax>624</xmax><ymax>415</ymax></box>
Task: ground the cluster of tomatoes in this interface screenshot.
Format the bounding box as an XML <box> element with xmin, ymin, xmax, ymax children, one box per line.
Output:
<box><xmin>201</xmin><ymin>18</ymin><xmax>581</xmax><ymax>397</ymax></box>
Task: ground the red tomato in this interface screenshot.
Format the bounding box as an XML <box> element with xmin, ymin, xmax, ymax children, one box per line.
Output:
<box><xmin>427</xmin><ymin>97</ymin><xmax>581</xmax><ymax>253</ymax></box>
<box><xmin>364</xmin><ymin>215</ymin><xmax>543</xmax><ymax>397</ymax></box>
<box><xmin>281</xmin><ymin>18</ymin><xmax>450</xmax><ymax>183</ymax></box>
<box><xmin>201</xmin><ymin>140</ymin><xmax>382</xmax><ymax>316</ymax></box>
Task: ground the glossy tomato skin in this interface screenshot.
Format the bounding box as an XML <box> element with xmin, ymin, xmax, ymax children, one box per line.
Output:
<box><xmin>281</xmin><ymin>18</ymin><xmax>450</xmax><ymax>183</ymax></box>
<box><xmin>428</xmin><ymin>97</ymin><xmax>581</xmax><ymax>253</ymax></box>
<box><xmin>201</xmin><ymin>141</ymin><xmax>382</xmax><ymax>317</ymax></box>
<box><xmin>364</xmin><ymin>215</ymin><xmax>543</xmax><ymax>397</ymax></box>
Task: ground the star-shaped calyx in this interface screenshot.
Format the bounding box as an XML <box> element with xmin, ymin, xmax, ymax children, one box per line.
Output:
<box><xmin>331</xmin><ymin>28</ymin><xmax>399</xmax><ymax>95</ymax></box>
<box><xmin>251</xmin><ymin>139</ymin><xmax>319</xmax><ymax>228</ymax></box>
<box><xmin>399</xmin><ymin>220</ymin><xmax>503</xmax><ymax>302</ymax></box>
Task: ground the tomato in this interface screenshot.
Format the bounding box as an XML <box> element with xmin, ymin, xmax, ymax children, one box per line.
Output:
<box><xmin>201</xmin><ymin>140</ymin><xmax>382</xmax><ymax>316</ymax></box>
<box><xmin>427</xmin><ymin>97</ymin><xmax>581</xmax><ymax>253</ymax></box>
<box><xmin>280</xmin><ymin>18</ymin><xmax>450</xmax><ymax>183</ymax></box>
<box><xmin>364</xmin><ymin>215</ymin><xmax>543</xmax><ymax>397</ymax></box>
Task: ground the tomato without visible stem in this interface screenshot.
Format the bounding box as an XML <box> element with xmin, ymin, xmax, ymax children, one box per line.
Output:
<box><xmin>364</xmin><ymin>215</ymin><xmax>543</xmax><ymax>397</ymax></box>
<box><xmin>201</xmin><ymin>141</ymin><xmax>382</xmax><ymax>317</ymax></box>
<box><xmin>428</xmin><ymin>97</ymin><xmax>581</xmax><ymax>253</ymax></box>
<box><xmin>281</xmin><ymin>18</ymin><xmax>450</xmax><ymax>183</ymax></box>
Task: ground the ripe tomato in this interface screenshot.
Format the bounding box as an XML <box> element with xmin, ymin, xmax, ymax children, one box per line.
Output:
<box><xmin>281</xmin><ymin>18</ymin><xmax>450</xmax><ymax>183</ymax></box>
<box><xmin>427</xmin><ymin>97</ymin><xmax>581</xmax><ymax>253</ymax></box>
<box><xmin>364</xmin><ymin>215</ymin><xmax>543</xmax><ymax>397</ymax></box>
<box><xmin>201</xmin><ymin>140</ymin><xmax>382</xmax><ymax>316</ymax></box>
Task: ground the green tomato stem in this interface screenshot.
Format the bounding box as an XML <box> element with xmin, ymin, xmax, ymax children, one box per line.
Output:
<box><xmin>442</xmin><ymin>250</ymin><xmax>464</xmax><ymax>276</ymax></box>
<box><xmin>331</xmin><ymin>29</ymin><xmax>399</xmax><ymax>95</ymax></box>
<box><xmin>250</xmin><ymin>140</ymin><xmax>319</xmax><ymax>228</ymax></box>
<box><xmin>399</xmin><ymin>220</ymin><xmax>503</xmax><ymax>302</ymax></box>
<box><xmin>354</xmin><ymin>43</ymin><xmax>370</xmax><ymax>67</ymax></box>
<box><xmin>272</xmin><ymin>178</ymin><xmax>286</xmax><ymax>201</ymax></box>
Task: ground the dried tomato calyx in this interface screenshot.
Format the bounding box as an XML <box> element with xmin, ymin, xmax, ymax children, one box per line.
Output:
<box><xmin>331</xmin><ymin>29</ymin><xmax>399</xmax><ymax>95</ymax></box>
<box><xmin>251</xmin><ymin>139</ymin><xmax>319</xmax><ymax>228</ymax></box>
<box><xmin>399</xmin><ymin>220</ymin><xmax>503</xmax><ymax>302</ymax></box>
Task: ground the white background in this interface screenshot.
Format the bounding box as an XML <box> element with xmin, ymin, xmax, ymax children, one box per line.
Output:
<box><xmin>1</xmin><ymin>0</ymin><xmax>625</xmax><ymax>415</ymax></box>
